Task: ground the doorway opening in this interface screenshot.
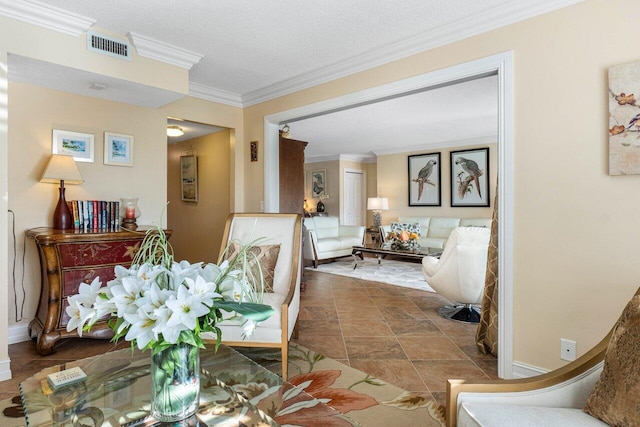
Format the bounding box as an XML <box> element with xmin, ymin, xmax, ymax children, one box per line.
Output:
<box><xmin>166</xmin><ymin>118</ymin><xmax>231</xmax><ymax>262</ymax></box>
<box><xmin>263</xmin><ymin>52</ymin><xmax>514</xmax><ymax>378</ymax></box>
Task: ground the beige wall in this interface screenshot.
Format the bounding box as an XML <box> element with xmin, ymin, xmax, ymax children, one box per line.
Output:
<box><xmin>0</xmin><ymin>16</ymin><xmax>245</xmax><ymax>379</ymax></box>
<box><xmin>167</xmin><ymin>130</ymin><xmax>231</xmax><ymax>263</ymax></box>
<box><xmin>244</xmin><ymin>0</ymin><xmax>640</xmax><ymax>370</ymax></box>
<box><xmin>160</xmin><ymin>97</ymin><xmax>244</xmax><ymax>212</ymax></box>
<box><xmin>7</xmin><ymin>82</ymin><xmax>169</xmax><ymax>328</ymax></box>
<box><xmin>378</xmin><ymin>144</ymin><xmax>497</xmax><ymax>222</ymax></box>
<box><xmin>304</xmin><ymin>161</ymin><xmax>339</xmax><ymax>215</ymax></box>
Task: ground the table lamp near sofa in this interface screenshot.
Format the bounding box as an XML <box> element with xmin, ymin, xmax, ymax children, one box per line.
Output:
<box><xmin>39</xmin><ymin>154</ymin><xmax>83</xmax><ymax>230</ymax></box>
<box><xmin>367</xmin><ymin>197</ymin><xmax>388</xmax><ymax>228</ymax></box>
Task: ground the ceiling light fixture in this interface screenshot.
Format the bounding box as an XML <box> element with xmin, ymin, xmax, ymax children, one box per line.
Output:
<box><xmin>167</xmin><ymin>125</ymin><xmax>184</xmax><ymax>137</ymax></box>
<box><xmin>89</xmin><ymin>83</ymin><xmax>106</xmax><ymax>90</ymax></box>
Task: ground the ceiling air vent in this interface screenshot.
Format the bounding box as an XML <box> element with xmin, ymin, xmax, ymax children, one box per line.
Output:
<box><xmin>86</xmin><ymin>31</ymin><xmax>131</xmax><ymax>61</ymax></box>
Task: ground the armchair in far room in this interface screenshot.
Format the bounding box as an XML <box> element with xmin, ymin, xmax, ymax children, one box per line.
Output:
<box><xmin>422</xmin><ymin>226</ymin><xmax>490</xmax><ymax>323</ymax></box>
<box><xmin>303</xmin><ymin>216</ymin><xmax>365</xmax><ymax>268</ymax></box>
<box><xmin>202</xmin><ymin>213</ymin><xmax>303</xmax><ymax>379</ymax></box>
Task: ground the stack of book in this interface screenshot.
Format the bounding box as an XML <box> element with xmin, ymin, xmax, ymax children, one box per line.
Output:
<box><xmin>67</xmin><ymin>200</ymin><xmax>120</xmax><ymax>231</ymax></box>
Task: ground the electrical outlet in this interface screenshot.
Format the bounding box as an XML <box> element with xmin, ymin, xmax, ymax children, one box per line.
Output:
<box><xmin>560</xmin><ymin>338</ymin><xmax>577</xmax><ymax>361</ymax></box>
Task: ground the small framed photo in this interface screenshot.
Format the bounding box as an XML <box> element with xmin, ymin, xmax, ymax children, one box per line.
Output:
<box><xmin>408</xmin><ymin>152</ymin><xmax>441</xmax><ymax>206</ymax></box>
<box><xmin>451</xmin><ymin>147</ymin><xmax>490</xmax><ymax>207</ymax></box>
<box><xmin>52</xmin><ymin>129</ymin><xmax>94</xmax><ymax>162</ymax></box>
<box><xmin>181</xmin><ymin>155</ymin><xmax>198</xmax><ymax>202</ymax></box>
<box><xmin>104</xmin><ymin>132</ymin><xmax>134</xmax><ymax>167</ymax></box>
<box><xmin>311</xmin><ymin>170</ymin><xmax>326</xmax><ymax>197</ymax></box>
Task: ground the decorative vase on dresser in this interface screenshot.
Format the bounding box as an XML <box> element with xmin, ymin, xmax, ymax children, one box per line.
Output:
<box><xmin>27</xmin><ymin>227</ymin><xmax>172</xmax><ymax>355</ymax></box>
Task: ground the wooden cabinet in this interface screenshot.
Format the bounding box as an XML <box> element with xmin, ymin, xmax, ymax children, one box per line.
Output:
<box><xmin>27</xmin><ymin>227</ymin><xmax>171</xmax><ymax>355</ymax></box>
<box><xmin>279</xmin><ymin>132</ymin><xmax>308</xmax><ymax>214</ymax></box>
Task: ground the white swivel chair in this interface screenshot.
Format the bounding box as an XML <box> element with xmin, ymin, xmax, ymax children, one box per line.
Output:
<box><xmin>421</xmin><ymin>226</ymin><xmax>490</xmax><ymax>323</ymax></box>
<box><xmin>203</xmin><ymin>213</ymin><xmax>303</xmax><ymax>379</ymax></box>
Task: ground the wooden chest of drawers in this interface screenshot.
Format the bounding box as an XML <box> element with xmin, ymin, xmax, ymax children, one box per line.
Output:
<box><xmin>27</xmin><ymin>227</ymin><xmax>171</xmax><ymax>355</ymax></box>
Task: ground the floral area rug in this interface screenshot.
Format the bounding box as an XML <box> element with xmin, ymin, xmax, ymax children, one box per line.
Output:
<box><xmin>237</xmin><ymin>343</ymin><xmax>445</xmax><ymax>426</ymax></box>
<box><xmin>1</xmin><ymin>343</ymin><xmax>445</xmax><ymax>426</ymax></box>
<box><xmin>308</xmin><ymin>258</ymin><xmax>436</xmax><ymax>293</ymax></box>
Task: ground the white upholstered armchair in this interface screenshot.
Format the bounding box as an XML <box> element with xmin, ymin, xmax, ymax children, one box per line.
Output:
<box><xmin>422</xmin><ymin>226</ymin><xmax>490</xmax><ymax>323</ymax></box>
<box><xmin>203</xmin><ymin>213</ymin><xmax>303</xmax><ymax>379</ymax></box>
<box><xmin>447</xmin><ymin>289</ymin><xmax>640</xmax><ymax>426</ymax></box>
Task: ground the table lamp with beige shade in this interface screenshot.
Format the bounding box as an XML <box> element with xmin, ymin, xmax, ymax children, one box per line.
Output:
<box><xmin>40</xmin><ymin>154</ymin><xmax>84</xmax><ymax>229</ymax></box>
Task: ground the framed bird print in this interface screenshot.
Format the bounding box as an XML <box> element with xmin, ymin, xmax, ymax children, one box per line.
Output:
<box><xmin>408</xmin><ymin>152</ymin><xmax>441</xmax><ymax>206</ymax></box>
<box><xmin>450</xmin><ymin>147</ymin><xmax>490</xmax><ymax>207</ymax></box>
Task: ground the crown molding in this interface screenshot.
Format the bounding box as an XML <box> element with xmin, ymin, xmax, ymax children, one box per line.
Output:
<box><xmin>0</xmin><ymin>0</ymin><xmax>95</xmax><ymax>36</ymax></box>
<box><xmin>372</xmin><ymin>136</ymin><xmax>497</xmax><ymax>156</ymax></box>
<box><xmin>241</xmin><ymin>0</ymin><xmax>582</xmax><ymax>106</ymax></box>
<box><xmin>340</xmin><ymin>153</ymin><xmax>376</xmax><ymax>163</ymax></box>
<box><xmin>128</xmin><ymin>31</ymin><xmax>203</xmax><ymax>69</ymax></box>
<box><xmin>305</xmin><ymin>153</ymin><xmax>377</xmax><ymax>164</ymax></box>
<box><xmin>189</xmin><ymin>82</ymin><xmax>243</xmax><ymax>108</ymax></box>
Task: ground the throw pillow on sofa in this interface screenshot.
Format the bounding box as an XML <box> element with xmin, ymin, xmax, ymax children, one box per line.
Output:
<box><xmin>583</xmin><ymin>293</ymin><xmax>640</xmax><ymax>425</ymax></box>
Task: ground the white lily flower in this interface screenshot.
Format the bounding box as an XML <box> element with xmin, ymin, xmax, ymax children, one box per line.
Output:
<box><xmin>242</xmin><ymin>319</ymin><xmax>258</xmax><ymax>337</ymax></box>
<box><xmin>75</xmin><ymin>277</ymin><xmax>103</xmax><ymax>305</ymax></box>
<box><xmin>65</xmin><ymin>299</ymin><xmax>96</xmax><ymax>336</ymax></box>
<box><xmin>111</xmin><ymin>276</ymin><xmax>147</xmax><ymax>318</ymax></box>
<box><xmin>152</xmin><ymin>305</ymin><xmax>183</xmax><ymax>344</ymax></box>
<box><xmin>166</xmin><ymin>286</ymin><xmax>210</xmax><ymax>330</ymax></box>
<box><xmin>123</xmin><ymin>308</ymin><xmax>157</xmax><ymax>349</ymax></box>
<box><xmin>184</xmin><ymin>276</ymin><xmax>221</xmax><ymax>307</ymax></box>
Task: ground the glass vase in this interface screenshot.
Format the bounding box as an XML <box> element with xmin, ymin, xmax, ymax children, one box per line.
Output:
<box><xmin>150</xmin><ymin>343</ymin><xmax>200</xmax><ymax>422</ymax></box>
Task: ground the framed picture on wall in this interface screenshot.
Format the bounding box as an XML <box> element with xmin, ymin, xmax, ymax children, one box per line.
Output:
<box><xmin>52</xmin><ymin>129</ymin><xmax>94</xmax><ymax>162</ymax></box>
<box><xmin>180</xmin><ymin>155</ymin><xmax>198</xmax><ymax>202</ymax></box>
<box><xmin>450</xmin><ymin>147</ymin><xmax>490</xmax><ymax>207</ymax></box>
<box><xmin>408</xmin><ymin>152</ymin><xmax>441</xmax><ymax>206</ymax></box>
<box><xmin>311</xmin><ymin>170</ymin><xmax>326</xmax><ymax>197</ymax></box>
<box><xmin>104</xmin><ymin>132</ymin><xmax>134</xmax><ymax>167</ymax></box>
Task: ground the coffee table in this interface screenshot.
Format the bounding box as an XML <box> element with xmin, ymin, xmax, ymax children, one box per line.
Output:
<box><xmin>20</xmin><ymin>344</ymin><xmax>356</xmax><ymax>426</ymax></box>
<box><xmin>352</xmin><ymin>243</ymin><xmax>441</xmax><ymax>269</ymax></box>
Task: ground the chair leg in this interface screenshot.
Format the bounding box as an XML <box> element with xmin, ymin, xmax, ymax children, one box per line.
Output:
<box><xmin>292</xmin><ymin>319</ymin><xmax>299</xmax><ymax>340</ymax></box>
<box><xmin>438</xmin><ymin>304</ymin><xmax>481</xmax><ymax>323</ymax></box>
<box><xmin>281</xmin><ymin>343</ymin><xmax>288</xmax><ymax>379</ymax></box>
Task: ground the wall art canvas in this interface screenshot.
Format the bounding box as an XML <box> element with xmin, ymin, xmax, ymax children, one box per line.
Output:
<box><xmin>104</xmin><ymin>132</ymin><xmax>134</xmax><ymax>166</ymax></box>
<box><xmin>311</xmin><ymin>170</ymin><xmax>326</xmax><ymax>197</ymax></box>
<box><xmin>609</xmin><ymin>60</ymin><xmax>640</xmax><ymax>175</ymax></box>
<box><xmin>450</xmin><ymin>147</ymin><xmax>490</xmax><ymax>207</ymax></box>
<box><xmin>52</xmin><ymin>129</ymin><xmax>94</xmax><ymax>162</ymax></box>
<box><xmin>408</xmin><ymin>152</ymin><xmax>441</xmax><ymax>206</ymax></box>
<box><xmin>180</xmin><ymin>155</ymin><xmax>198</xmax><ymax>202</ymax></box>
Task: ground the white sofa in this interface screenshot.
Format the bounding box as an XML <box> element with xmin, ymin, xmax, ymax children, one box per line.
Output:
<box><xmin>381</xmin><ymin>216</ymin><xmax>491</xmax><ymax>250</ymax></box>
<box><xmin>303</xmin><ymin>216</ymin><xmax>365</xmax><ymax>267</ymax></box>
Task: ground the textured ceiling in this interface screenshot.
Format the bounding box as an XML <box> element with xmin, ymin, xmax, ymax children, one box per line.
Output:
<box><xmin>30</xmin><ymin>0</ymin><xmax>580</xmax><ymax>103</ymax></box>
<box><xmin>5</xmin><ymin>0</ymin><xmax>579</xmax><ymax>157</ymax></box>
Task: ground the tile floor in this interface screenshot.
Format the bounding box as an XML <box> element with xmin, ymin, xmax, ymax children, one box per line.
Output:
<box><xmin>0</xmin><ymin>266</ymin><xmax>497</xmax><ymax>408</ymax></box>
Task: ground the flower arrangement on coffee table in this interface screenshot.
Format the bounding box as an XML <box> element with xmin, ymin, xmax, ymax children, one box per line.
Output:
<box><xmin>384</xmin><ymin>222</ymin><xmax>421</xmax><ymax>252</ymax></box>
<box><xmin>65</xmin><ymin>224</ymin><xmax>275</xmax><ymax>422</ymax></box>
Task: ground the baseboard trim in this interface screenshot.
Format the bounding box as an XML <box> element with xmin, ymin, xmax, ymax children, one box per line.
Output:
<box><xmin>512</xmin><ymin>361</ymin><xmax>548</xmax><ymax>378</ymax></box>
<box><xmin>8</xmin><ymin>324</ymin><xmax>30</xmax><ymax>344</ymax></box>
<box><xmin>0</xmin><ymin>357</ymin><xmax>11</xmax><ymax>381</ymax></box>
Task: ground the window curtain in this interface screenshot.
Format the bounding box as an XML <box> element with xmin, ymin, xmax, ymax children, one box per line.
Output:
<box><xmin>476</xmin><ymin>193</ymin><xmax>498</xmax><ymax>356</ymax></box>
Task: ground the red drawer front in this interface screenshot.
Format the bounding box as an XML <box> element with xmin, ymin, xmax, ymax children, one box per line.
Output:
<box><xmin>58</xmin><ymin>240</ymin><xmax>140</xmax><ymax>267</ymax></box>
<box><xmin>63</xmin><ymin>266</ymin><xmax>120</xmax><ymax>297</ymax></box>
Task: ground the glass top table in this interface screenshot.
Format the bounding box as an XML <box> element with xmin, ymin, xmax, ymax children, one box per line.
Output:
<box><xmin>351</xmin><ymin>243</ymin><xmax>441</xmax><ymax>268</ymax></box>
<box><xmin>20</xmin><ymin>344</ymin><xmax>357</xmax><ymax>426</ymax></box>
